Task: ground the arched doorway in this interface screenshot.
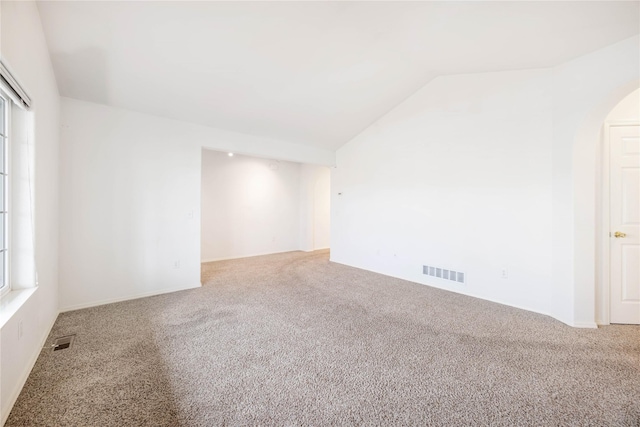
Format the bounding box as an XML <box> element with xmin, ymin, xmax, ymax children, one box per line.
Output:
<box><xmin>572</xmin><ymin>83</ymin><xmax>640</xmax><ymax>326</ymax></box>
<box><xmin>599</xmin><ymin>89</ymin><xmax>640</xmax><ymax>324</ymax></box>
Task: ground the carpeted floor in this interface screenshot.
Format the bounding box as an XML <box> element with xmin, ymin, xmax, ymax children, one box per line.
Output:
<box><xmin>6</xmin><ymin>250</ymin><xmax>640</xmax><ymax>426</ymax></box>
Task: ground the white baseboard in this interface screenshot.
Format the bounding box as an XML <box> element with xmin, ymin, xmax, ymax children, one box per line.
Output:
<box><xmin>331</xmin><ymin>257</ymin><xmax>606</xmax><ymax>329</ymax></box>
<box><xmin>201</xmin><ymin>249</ymin><xmax>301</xmax><ymax>263</ymax></box>
<box><xmin>1</xmin><ymin>309</ymin><xmax>58</xmax><ymax>427</ymax></box>
<box><xmin>301</xmin><ymin>247</ymin><xmax>330</xmax><ymax>253</ymax></box>
<box><xmin>59</xmin><ymin>283</ymin><xmax>201</xmax><ymax>313</ymax></box>
<box><xmin>571</xmin><ymin>321</ymin><xmax>599</xmax><ymax>329</ymax></box>
<box><xmin>328</xmin><ymin>257</ymin><xmax>581</xmax><ymax>326</ymax></box>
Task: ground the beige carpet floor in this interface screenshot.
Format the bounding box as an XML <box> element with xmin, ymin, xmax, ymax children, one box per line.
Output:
<box><xmin>6</xmin><ymin>250</ymin><xmax>640</xmax><ymax>426</ymax></box>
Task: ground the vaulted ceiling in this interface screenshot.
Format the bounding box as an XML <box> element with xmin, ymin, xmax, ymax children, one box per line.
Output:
<box><xmin>37</xmin><ymin>1</ymin><xmax>639</xmax><ymax>150</ymax></box>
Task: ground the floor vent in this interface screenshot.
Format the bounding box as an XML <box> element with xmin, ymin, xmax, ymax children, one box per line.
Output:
<box><xmin>53</xmin><ymin>335</ymin><xmax>75</xmax><ymax>352</ymax></box>
<box><xmin>423</xmin><ymin>265</ymin><xmax>465</xmax><ymax>284</ymax></box>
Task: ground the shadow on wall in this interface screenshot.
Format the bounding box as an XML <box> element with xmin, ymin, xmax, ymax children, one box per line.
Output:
<box><xmin>51</xmin><ymin>47</ymin><xmax>109</xmax><ymax>104</ymax></box>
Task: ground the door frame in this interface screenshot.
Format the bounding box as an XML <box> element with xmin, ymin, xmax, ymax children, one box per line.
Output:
<box><xmin>600</xmin><ymin>120</ymin><xmax>640</xmax><ymax>325</ymax></box>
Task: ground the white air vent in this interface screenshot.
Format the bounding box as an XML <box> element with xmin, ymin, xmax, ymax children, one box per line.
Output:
<box><xmin>423</xmin><ymin>265</ymin><xmax>465</xmax><ymax>284</ymax></box>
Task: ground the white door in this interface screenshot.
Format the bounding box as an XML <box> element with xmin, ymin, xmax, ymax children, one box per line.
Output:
<box><xmin>610</xmin><ymin>124</ymin><xmax>640</xmax><ymax>324</ymax></box>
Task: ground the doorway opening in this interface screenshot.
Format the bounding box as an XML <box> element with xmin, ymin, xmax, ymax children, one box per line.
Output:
<box><xmin>600</xmin><ymin>88</ymin><xmax>639</xmax><ymax>325</ymax></box>
<box><xmin>200</xmin><ymin>149</ymin><xmax>331</xmax><ymax>267</ymax></box>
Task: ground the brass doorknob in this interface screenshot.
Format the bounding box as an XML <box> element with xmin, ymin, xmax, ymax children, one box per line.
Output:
<box><xmin>614</xmin><ymin>231</ymin><xmax>627</xmax><ymax>238</ymax></box>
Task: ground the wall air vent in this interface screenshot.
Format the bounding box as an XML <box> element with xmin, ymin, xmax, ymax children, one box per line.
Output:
<box><xmin>423</xmin><ymin>265</ymin><xmax>465</xmax><ymax>284</ymax></box>
<box><xmin>52</xmin><ymin>335</ymin><xmax>75</xmax><ymax>351</ymax></box>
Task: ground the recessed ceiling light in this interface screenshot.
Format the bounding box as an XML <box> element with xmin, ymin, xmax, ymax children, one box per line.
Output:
<box><xmin>228</xmin><ymin>152</ymin><xmax>234</xmax><ymax>157</ymax></box>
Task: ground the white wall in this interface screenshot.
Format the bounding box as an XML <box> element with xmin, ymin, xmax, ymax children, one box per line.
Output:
<box><xmin>201</xmin><ymin>152</ymin><xmax>330</xmax><ymax>261</ymax></box>
<box><xmin>59</xmin><ymin>99</ymin><xmax>202</xmax><ymax>310</ymax></box>
<box><xmin>299</xmin><ymin>164</ymin><xmax>331</xmax><ymax>252</ymax></box>
<box><xmin>313</xmin><ymin>167</ymin><xmax>331</xmax><ymax>250</ymax></box>
<box><xmin>201</xmin><ymin>150</ymin><xmax>301</xmax><ymax>261</ymax></box>
<box><xmin>606</xmin><ymin>88</ymin><xmax>639</xmax><ymax>122</ymax></box>
<box><xmin>332</xmin><ymin>69</ymin><xmax>555</xmax><ymax>316</ymax></box>
<box><xmin>331</xmin><ymin>35</ymin><xmax>640</xmax><ymax>327</ymax></box>
<box><xmin>0</xmin><ymin>1</ymin><xmax>60</xmax><ymax>423</ymax></box>
<box><xmin>59</xmin><ymin>98</ymin><xmax>333</xmax><ymax>311</ymax></box>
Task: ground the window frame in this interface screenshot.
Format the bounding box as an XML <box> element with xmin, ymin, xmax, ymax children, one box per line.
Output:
<box><xmin>0</xmin><ymin>89</ymin><xmax>9</xmax><ymax>297</ymax></box>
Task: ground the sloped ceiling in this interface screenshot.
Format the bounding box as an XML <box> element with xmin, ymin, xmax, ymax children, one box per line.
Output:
<box><xmin>37</xmin><ymin>1</ymin><xmax>639</xmax><ymax>150</ymax></box>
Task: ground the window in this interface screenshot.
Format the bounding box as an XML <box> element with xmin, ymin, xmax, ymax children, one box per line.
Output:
<box><xmin>0</xmin><ymin>91</ymin><xmax>8</xmax><ymax>296</ymax></box>
<box><xmin>0</xmin><ymin>61</ymin><xmax>32</xmax><ymax>300</ymax></box>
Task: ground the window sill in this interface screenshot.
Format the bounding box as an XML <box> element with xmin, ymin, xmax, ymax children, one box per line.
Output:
<box><xmin>0</xmin><ymin>287</ymin><xmax>37</xmax><ymax>329</ymax></box>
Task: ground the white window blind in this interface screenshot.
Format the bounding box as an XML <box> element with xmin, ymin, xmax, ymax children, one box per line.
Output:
<box><xmin>0</xmin><ymin>61</ymin><xmax>31</xmax><ymax>110</ymax></box>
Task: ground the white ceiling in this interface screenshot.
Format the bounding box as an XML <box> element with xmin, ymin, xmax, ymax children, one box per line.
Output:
<box><xmin>37</xmin><ymin>1</ymin><xmax>639</xmax><ymax>151</ymax></box>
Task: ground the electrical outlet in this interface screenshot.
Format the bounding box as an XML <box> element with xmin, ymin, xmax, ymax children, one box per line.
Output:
<box><xmin>501</xmin><ymin>268</ymin><xmax>508</xmax><ymax>279</ymax></box>
<box><xmin>173</xmin><ymin>260</ymin><xmax>180</xmax><ymax>269</ymax></box>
